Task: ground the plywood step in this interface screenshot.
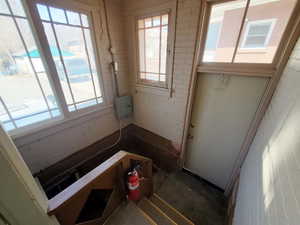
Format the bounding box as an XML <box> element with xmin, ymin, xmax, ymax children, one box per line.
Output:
<box><xmin>104</xmin><ymin>201</ymin><xmax>157</xmax><ymax>225</ymax></box>
<box><xmin>138</xmin><ymin>198</ymin><xmax>177</xmax><ymax>225</ymax></box>
<box><xmin>150</xmin><ymin>194</ymin><xmax>195</xmax><ymax>225</ymax></box>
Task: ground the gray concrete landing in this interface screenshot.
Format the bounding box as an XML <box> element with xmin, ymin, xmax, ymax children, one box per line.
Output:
<box><xmin>153</xmin><ymin>170</ymin><xmax>227</xmax><ymax>225</ymax></box>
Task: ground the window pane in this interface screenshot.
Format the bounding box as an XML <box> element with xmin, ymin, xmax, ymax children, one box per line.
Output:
<box><xmin>38</xmin><ymin>4</ymin><xmax>102</xmax><ymax>112</ymax></box>
<box><xmin>146</xmin><ymin>73</ymin><xmax>159</xmax><ymax>81</ymax></box>
<box><xmin>234</xmin><ymin>0</ymin><xmax>297</xmax><ymax>63</ymax></box>
<box><xmin>66</xmin><ymin>10</ymin><xmax>80</xmax><ymax>25</ymax></box>
<box><xmin>81</xmin><ymin>14</ymin><xmax>89</xmax><ymax>27</ymax></box>
<box><xmin>0</xmin><ymin>0</ymin><xmax>10</xmax><ymax>14</ymax></box>
<box><xmin>145</xmin><ymin>27</ymin><xmax>160</xmax><ymax>73</ymax></box>
<box><xmin>138</xmin><ymin>19</ymin><xmax>144</xmax><ymax>28</ymax></box>
<box><xmin>202</xmin><ymin>0</ymin><xmax>247</xmax><ymax>62</ymax></box>
<box><xmin>37</xmin><ymin>4</ymin><xmax>50</xmax><ymax>21</ymax></box>
<box><xmin>137</xmin><ymin>14</ymin><xmax>169</xmax><ymax>84</ymax></box>
<box><xmin>145</xmin><ymin>18</ymin><xmax>152</xmax><ymax>27</ymax></box>
<box><xmin>54</xmin><ymin>24</ymin><xmax>95</xmax><ymax>103</ymax></box>
<box><xmin>153</xmin><ymin>16</ymin><xmax>160</xmax><ymax>26</ymax></box>
<box><xmin>0</xmin><ymin>14</ymin><xmax>60</xmax><ymax>131</ymax></box>
<box><xmin>162</xmin><ymin>14</ymin><xmax>168</xmax><ymax>25</ymax></box>
<box><xmin>49</xmin><ymin>7</ymin><xmax>67</xmax><ymax>24</ymax></box>
<box><xmin>138</xmin><ymin>29</ymin><xmax>145</xmax><ymax>71</ymax></box>
<box><xmin>160</xmin><ymin>26</ymin><xmax>168</xmax><ymax>74</ymax></box>
<box><xmin>83</xmin><ymin>28</ymin><xmax>102</xmax><ymax>98</ymax></box>
<box><xmin>42</xmin><ymin>22</ymin><xmax>74</xmax><ymax>105</ymax></box>
<box><xmin>7</xmin><ymin>0</ymin><xmax>26</xmax><ymax>17</ymax></box>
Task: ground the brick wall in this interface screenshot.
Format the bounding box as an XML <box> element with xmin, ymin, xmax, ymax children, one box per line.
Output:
<box><xmin>233</xmin><ymin>38</ymin><xmax>300</xmax><ymax>225</ymax></box>
<box><xmin>124</xmin><ymin>0</ymin><xmax>201</xmax><ymax>151</ymax></box>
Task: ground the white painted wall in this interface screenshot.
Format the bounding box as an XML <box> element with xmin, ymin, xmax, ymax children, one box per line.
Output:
<box><xmin>233</xmin><ymin>38</ymin><xmax>300</xmax><ymax>225</ymax></box>
<box><xmin>0</xmin><ymin>125</ymin><xmax>59</xmax><ymax>225</ymax></box>
<box><xmin>11</xmin><ymin>0</ymin><xmax>131</xmax><ymax>174</ymax></box>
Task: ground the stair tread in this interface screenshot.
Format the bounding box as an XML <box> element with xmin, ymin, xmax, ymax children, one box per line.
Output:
<box><xmin>150</xmin><ymin>194</ymin><xmax>194</xmax><ymax>225</ymax></box>
<box><xmin>104</xmin><ymin>201</ymin><xmax>156</xmax><ymax>225</ymax></box>
<box><xmin>138</xmin><ymin>198</ymin><xmax>177</xmax><ymax>225</ymax></box>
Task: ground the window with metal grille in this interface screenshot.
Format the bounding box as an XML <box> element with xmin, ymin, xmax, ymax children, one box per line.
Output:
<box><xmin>0</xmin><ymin>0</ymin><xmax>104</xmax><ymax>134</ymax></box>
<box><xmin>0</xmin><ymin>0</ymin><xmax>61</xmax><ymax>131</ymax></box>
<box><xmin>36</xmin><ymin>3</ymin><xmax>103</xmax><ymax>112</ymax></box>
<box><xmin>242</xmin><ymin>19</ymin><xmax>275</xmax><ymax>49</ymax></box>
<box><xmin>137</xmin><ymin>13</ymin><xmax>169</xmax><ymax>88</ymax></box>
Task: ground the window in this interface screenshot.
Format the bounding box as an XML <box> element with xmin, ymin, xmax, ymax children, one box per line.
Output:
<box><xmin>36</xmin><ymin>4</ymin><xmax>102</xmax><ymax>112</ymax></box>
<box><xmin>241</xmin><ymin>19</ymin><xmax>276</xmax><ymax>49</ymax></box>
<box><xmin>0</xmin><ymin>0</ymin><xmax>60</xmax><ymax>131</ymax></box>
<box><xmin>137</xmin><ymin>13</ymin><xmax>170</xmax><ymax>88</ymax></box>
<box><xmin>202</xmin><ymin>0</ymin><xmax>297</xmax><ymax>64</ymax></box>
<box><xmin>0</xmin><ymin>0</ymin><xmax>103</xmax><ymax>134</ymax></box>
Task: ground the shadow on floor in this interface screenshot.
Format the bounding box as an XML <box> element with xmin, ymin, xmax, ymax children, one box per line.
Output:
<box><xmin>153</xmin><ymin>170</ymin><xmax>227</xmax><ymax>225</ymax></box>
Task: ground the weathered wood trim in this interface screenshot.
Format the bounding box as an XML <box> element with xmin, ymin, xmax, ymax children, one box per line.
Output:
<box><xmin>48</xmin><ymin>151</ymin><xmax>153</xmax><ymax>225</ymax></box>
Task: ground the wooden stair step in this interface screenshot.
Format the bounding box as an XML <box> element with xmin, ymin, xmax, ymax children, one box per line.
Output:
<box><xmin>150</xmin><ymin>194</ymin><xmax>195</xmax><ymax>225</ymax></box>
<box><xmin>104</xmin><ymin>201</ymin><xmax>156</xmax><ymax>225</ymax></box>
<box><xmin>138</xmin><ymin>198</ymin><xmax>177</xmax><ymax>225</ymax></box>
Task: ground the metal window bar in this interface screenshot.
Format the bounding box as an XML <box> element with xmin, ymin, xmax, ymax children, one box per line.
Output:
<box><xmin>1</xmin><ymin>108</ymin><xmax>59</xmax><ymax>125</ymax></box>
<box><xmin>41</xmin><ymin>19</ymin><xmax>89</xmax><ymax>28</ymax></box>
<box><xmin>45</xmin><ymin>5</ymin><xmax>77</xmax><ymax>110</ymax></box>
<box><xmin>0</xmin><ymin>97</ymin><xmax>17</xmax><ymax>129</ymax></box>
<box><xmin>158</xmin><ymin>15</ymin><xmax>162</xmax><ymax>82</ymax></box>
<box><xmin>231</xmin><ymin>0</ymin><xmax>251</xmax><ymax>63</ymax></box>
<box><xmin>79</xmin><ymin>15</ymin><xmax>98</xmax><ymax>103</ymax></box>
<box><xmin>138</xmin><ymin>14</ymin><xmax>168</xmax><ymax>82</ymax></box>
<box><xmin>5</xmin><ymin>0</ymin><xmax>54</xmax><ymax>118</ymax></box>
<box><xmin>139</xmin><ymin>71</ymin><xmax>166</xmax><ymax>75</ymax></box>
<box><xmin>63</xmin><ymin>9</ymin><xmax>69</xmax><ymax>24</ymax></box>
<box><xmin>0</xmin><ymin>12</ymin><xmax>26</xmax><ymax>19</ymax></box>
<box><xmin>143</xmin><ymin>19</ymin><xmax>146</xmax><ymax>80</ymax></box>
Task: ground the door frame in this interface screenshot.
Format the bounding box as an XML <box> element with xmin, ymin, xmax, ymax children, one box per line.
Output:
<box><xmin>180</xmin><ymin>0</ymin><xmax>300</xmax><ymax>195</ymax></box>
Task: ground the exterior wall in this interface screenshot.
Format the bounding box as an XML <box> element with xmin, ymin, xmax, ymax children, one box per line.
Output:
<box><xmin>12</xmin><ymin>0</ymin><xmax>131</xmax><ymax>174</ymax></box>
<box><xmin>125</xmin><ymin>0</ymin><xmax>201</xmax><ymax>151</ymax></box>
<box><xmin>214</xmin><ymin>0</ymin><xmax>295</xmax><ymax>62</ymax></box>
<box><xmin>233</xmin><ymin>38</ymin><xmax>300</xmax><ymax>225</ymax></box>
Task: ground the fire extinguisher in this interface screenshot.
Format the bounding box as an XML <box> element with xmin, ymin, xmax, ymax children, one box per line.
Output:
<box><xmin>127</xmin><ymin>169</ymin><xmax>141</xmax><ymax>201</ymax></box>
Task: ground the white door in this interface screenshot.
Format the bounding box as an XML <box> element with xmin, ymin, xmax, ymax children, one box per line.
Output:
<box><xmin>185</xmin><ymin>74</ymin><xmax>268</xmax><ymax>189</ymax></box>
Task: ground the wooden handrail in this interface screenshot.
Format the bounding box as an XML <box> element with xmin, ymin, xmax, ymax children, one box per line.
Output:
<box><xmin>47</xmin><ymin>151</ymin><xmax>153</xmax><ymax>225</ymax></box>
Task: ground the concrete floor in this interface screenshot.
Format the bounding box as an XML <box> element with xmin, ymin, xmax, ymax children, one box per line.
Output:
<box><xmin>153</xmin><ymin>169</ymin><xmax>227</xmax><ymax>225</ymax></box>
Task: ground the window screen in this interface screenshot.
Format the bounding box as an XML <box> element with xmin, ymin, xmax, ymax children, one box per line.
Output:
<box><xmin>137</xmin><ymin>13</ymin><xmax>169</xmax><ymax>87</ymax></box>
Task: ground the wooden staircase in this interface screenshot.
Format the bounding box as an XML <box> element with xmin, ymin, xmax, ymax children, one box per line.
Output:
<box><xmin>46</xmin><ymin>151</ymin><xmax>194</xmax><ymax>225</ymax></box>
<box><xmin>104</xmin><ymin>194</ymin><xmax>194</xmax><ymax>225</ymax></box>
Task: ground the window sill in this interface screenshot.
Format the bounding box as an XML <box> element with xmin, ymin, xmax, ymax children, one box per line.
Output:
<box><xmin>135</xmin><ymin>84</ymin><xmax>170</xmax><ymax>96</ymax></box>
<box><xmin>11</xmin><ymin>104</ymin><xmax>114</xmax><ymax>145</ymax></box>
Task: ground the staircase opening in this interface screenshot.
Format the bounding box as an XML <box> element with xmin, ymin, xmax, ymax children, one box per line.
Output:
<box><xmin>75</xmin><ymin>189</ymin><xmax>113</xmax><ymax>223</ymax></box>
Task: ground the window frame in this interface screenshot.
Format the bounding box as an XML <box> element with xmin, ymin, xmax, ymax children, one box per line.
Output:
<box><xmin>197</xmin><ymin>0</ymin><xmax>300</xmax><ymax>77</ymax></box>
<box><xmin>1</xmin><ymin>0</ymin><xmax>107</xmax><ymax>137</ymax></box>
<box><xmin>136</xmin><ymin>11</ymin><xmax>170</xmax><ymax>88</ymax></box>
<box><xmin>241</xmin><ymin>19</ymin><xmax>276</xmax><ymax>50</ymax></box>
<box><xmin>132</xmin><ymin>4</ymin><xmax>176</xmax><ymax>92</ymax></box>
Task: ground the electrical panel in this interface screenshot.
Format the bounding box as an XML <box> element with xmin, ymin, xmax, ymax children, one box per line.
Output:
<box><xmin>114</xmin><ymin>95</ymin><xmax>133</xmax><ymax>119</ymax></box>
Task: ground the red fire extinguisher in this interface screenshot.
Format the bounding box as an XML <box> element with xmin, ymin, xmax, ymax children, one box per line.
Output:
<box><xmin>127</xmin><ymin>169</ymin><xmax>141</xmax><ymax>201</ymax></box>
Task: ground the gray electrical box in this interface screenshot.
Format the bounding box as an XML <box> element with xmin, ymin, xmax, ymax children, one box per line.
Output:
<box><xmin>114</xmin><ymin>95</ymin><xmax>133</xmax><ymax>119</ymax></box>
